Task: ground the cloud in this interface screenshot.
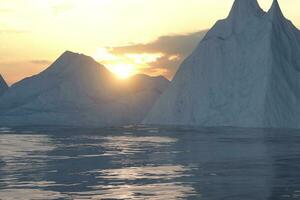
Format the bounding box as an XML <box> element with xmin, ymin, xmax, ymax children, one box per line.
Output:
<box><xmin>30</xmin><ymin>60</ymin><xmax>52</xmax><ymax>65</ymax></box>
<box><xmin>111</xmin><ymin>30</ymin><xmax>207</xmax><ymax>55</ymax></box>
<box><xmin>107</xmin><ymin>30</ymin><xmax>208</xmax><ymax>79</ymax></box>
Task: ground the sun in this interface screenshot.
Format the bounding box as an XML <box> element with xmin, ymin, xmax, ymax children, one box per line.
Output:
<box><xmin>92</xmin><ymin>48</ymin><xmax>138</xmax><ymax>79</ymax></box>
<box><xmin>108</xmin><ymin>63</ymin><xmax>136</xmax><ymax>79</ymax></box>
<box><xmin>93</xmin><ymin>48</ymin><xmax>166</xmax><ymax>79</ymax></box>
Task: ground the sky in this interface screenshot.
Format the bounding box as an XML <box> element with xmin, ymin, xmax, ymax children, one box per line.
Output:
<box><xmin>1</xmin><ymin>0</ymin><xmax>300</xmax><ymax>84</ymax></box>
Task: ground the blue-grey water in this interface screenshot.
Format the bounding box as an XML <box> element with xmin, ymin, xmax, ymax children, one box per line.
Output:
<box><xmin>0</xmin><ymin>126</ymin><xmax>300</xmax><ymax>200</ymax></box>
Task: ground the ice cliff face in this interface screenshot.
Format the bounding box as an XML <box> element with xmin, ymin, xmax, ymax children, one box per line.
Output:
<box><xmin>0</xmin><ymin>75</ymin><xmax>8</xmax><ymax>96</ymax></box>
<box><xmin>144</xmin><ymin>0</ymin><xmax>300</xmax><ymax>129</ymax></box>
<box><xmin>0</xmin><ymin>51</ymin><xmax>169</xmax><ymax>127</ymax></box>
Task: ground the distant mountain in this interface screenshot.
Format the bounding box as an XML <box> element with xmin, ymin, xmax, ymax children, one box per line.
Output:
<box><xmin>0</xmin><ymin>74</ymin><xmax>8</xmax><ymax>96</ymax></box>
<box><xmin>0</xmin><ymin>51</ymin><xmax>169</xmax><ymax>127</ymax></box>
<box><xmin>144</xmin><ymin>0</ymin><xmax>300</xmax><ymax>129</ymax></box>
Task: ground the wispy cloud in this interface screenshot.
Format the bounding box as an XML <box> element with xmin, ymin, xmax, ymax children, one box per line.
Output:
<box><xmin>30</xmin><ymin>60</ymin><xmax>52</xmax><ymax>65</ymax></box>
<box><xmin>111</xmin><ymin>30</ymin><xmax>207</xmax><ymax>56</ymax></box>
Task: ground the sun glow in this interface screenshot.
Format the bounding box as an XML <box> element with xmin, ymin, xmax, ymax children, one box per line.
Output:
<box><xmin>125</xmin><ymin>53</ymin><xmax>163</xmax><ymax>64</ymax></box>
<box><xmin>107</xmin><ymin>63</ymin><xmax>136</xmax><ymax>79</ymax></box>
<box><xmin>2</xmin><ymin>0</ymin><xmax>300</xmax><ymax>84</ymax></box>
<box><xmin>93</xmin><ymin>48</ymin><xmax>166</xmax><ymax>79</ymax></box>
<box><xmin>93</xmin><ymin>48</ymin><xmax>136</xmax><ymax>79</ymax></box>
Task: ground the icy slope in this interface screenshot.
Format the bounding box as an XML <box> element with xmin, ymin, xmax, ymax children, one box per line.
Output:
<box><xmin>144</xmin><ymin>0</ymin><xmax>300</xmax><ymax>129</ymax></box>
<box><xmin>0</xmin><ymin>75</ymin><xmax>8</xmax><ymax>96</ymax></box>
<box><xmin>0</xmin><ymin>51</ymin><xmax>169</xmax><ymax>127</ymax></box>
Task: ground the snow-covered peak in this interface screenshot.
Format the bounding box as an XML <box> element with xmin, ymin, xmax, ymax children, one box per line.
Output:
<box><xmin>41</xmin><ymin>51</ymin><xmax>104</xmax><ymax>76</ymax></box>
<box><xmin>228</xmin><ymin>0</ymin><xmax>264</xmax><ymax>19</ymax></box>
<box><xmin>267</xmin><ymin>0</ymin><xmax>285</xmax><ymax>20</ymax></box>
<box><xmin>58</xmin><ymin>51</ymin><xmax>95</xmax><ymax>63</ymax></box>
<box><xmin>0</xmin><ymin>74</ymin><xmax>8</xmax><ymax>87</ymax></box>
<box><xmin>205</xmin><ymin>0</ymin><xmax>266</xmax><ymax>39</ymax></box>
<box><xmin>0</xmin><ymin>74</ymin><xmax>8</xmax><ymax>95</ymax></box>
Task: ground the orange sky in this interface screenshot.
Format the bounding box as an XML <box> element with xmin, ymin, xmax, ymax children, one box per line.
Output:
<box><xmin>0</xmin><ymin>0</ymin><xmax>299</xmax><ymax>84</ymax></box>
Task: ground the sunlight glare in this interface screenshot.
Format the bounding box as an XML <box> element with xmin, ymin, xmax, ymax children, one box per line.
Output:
<box><xmin>108</xmin><ymin>63</ymin><xmax>136</xmax><ymax>79</ymax></box>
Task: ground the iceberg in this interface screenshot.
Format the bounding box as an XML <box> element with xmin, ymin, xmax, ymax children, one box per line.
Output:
<box><xmin>144</xmin><ymin>0</ymin><xmax>300</xmax><ymax>129</ymax></box>
<box><xmin>0</xmin><ymin>51</ymin><xmax>169</xmax><ymax>127</ymax></box>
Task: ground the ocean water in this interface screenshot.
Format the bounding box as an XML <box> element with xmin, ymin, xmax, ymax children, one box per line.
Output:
<box><xmin>0</xmin><ymin>126</ymin><xmax>300</xmax><ymax>200</ymax></box>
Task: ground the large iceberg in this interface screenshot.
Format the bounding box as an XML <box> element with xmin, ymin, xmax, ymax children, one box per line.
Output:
<box><xmin>144</xmin><ymin>0</ymin><xmax>300</xmax><ymax>129</ymax></box>
<box><xmin>0</xmin><ymin>51</ymin><xmax>169</xmax><ymax>127</ymax></box>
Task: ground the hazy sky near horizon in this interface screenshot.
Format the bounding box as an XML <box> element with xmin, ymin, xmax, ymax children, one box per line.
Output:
<box><xmin>1</xmin><ymin>0</ymin><xmax>299</xmax><ymax>84</ymax></box>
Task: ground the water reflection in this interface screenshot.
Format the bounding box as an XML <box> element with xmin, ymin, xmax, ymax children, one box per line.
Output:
<box><xmin>71</xmin><ymin>134</ymin><xmax>196</xmax><ymax>199</ymax></box>
<box><xmin>0</xmin><ymin>134</ymin><xmax>55</xmax><ymax>175</ymax></box>
<box><xmin>1</xmin><ymin>127</ymin><xmax>300</xmax><ymax>199</ymax></box>
<box><xmin>0</xmin><ymin>134</ymin><xmax>67</xmax><ymax>199</ymax></box>
<box><xmin>102</xmin><ymin>135</ymin><xmax>177</xmax><ymax>154</ymax></box>
<box><xmin>74</xmin><ymin>165</ymin><xmax>195</xmax><ymax>199</ymax></box>
<box><xmin>71</xmin><ymin>183</ymin><xmax>195</xmax><ymax>200</ymax></box>
<box><xmin>0</xmin><ymin>189</ymin><xmax>69</xmax><ymax>200</ymax></box>
<box><xmin>0</xmin><ymin>131</ymin><xmax>196</xmax><ymax>199</ymax></box>
<box><xmin>264</xmin><ymin>130</ymin><xmax>300</xmax><ymax>200</ymax></box>
<box><xmin>95</xmin><ymin>165</ymin><xmax>191</xmax><ymax>180</ymax></box>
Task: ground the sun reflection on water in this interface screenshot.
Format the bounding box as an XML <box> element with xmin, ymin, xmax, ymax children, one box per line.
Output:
<box><xmin>101</xmin><ymin>135</ymin><xmax>177</xmax><ymax>156</ymax></box>
<box><xmin>0</xmin><ymin>131</ymin><xmax>197</xmax><ymax>200</ymax></box>
<box><xmin>74</xmin><ymin>135</ymin><xmax>195</xmax><ymax>199</ymax></box>
<box><xmin>71</xmin><ymin>182</ymin><xmax>195</xmax><ymax>200</ymax></box>
<box><xmin>71</xmin><ymin>165</ymin><xmax>196</xmax><ymax>199</ymax></box>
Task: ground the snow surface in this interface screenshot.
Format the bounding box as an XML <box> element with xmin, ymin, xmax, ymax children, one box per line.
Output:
<box><xmin>144</xmin><ymin>0</ymin><xmax>300</xmax><ymax>129</ymax></box>
<box><xmin>0</xmin><ymin>51</ymin><xmax>169</xmax><ymax>127</ymax></box>
<box><xmin>0</xmin><ymin>75</ymin><xmax>8</xmax><ymax>96</ymax></box>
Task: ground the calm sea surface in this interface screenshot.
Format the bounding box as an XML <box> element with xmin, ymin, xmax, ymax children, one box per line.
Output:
<box><xmin>0</xmin><ymin>126</ymin><xmax>300</xmax><ymax>200</ymax></box>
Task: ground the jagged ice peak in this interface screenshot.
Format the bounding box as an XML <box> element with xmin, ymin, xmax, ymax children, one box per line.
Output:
<box><xmin>267</xmin><ymin>0</ymin><xmax>285</xmax><ymax>19</ymax></box>
<box><xmin>228</xmin><ymin>0</ymin><xmax>264</xmax><ymax>19</ymax></box>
